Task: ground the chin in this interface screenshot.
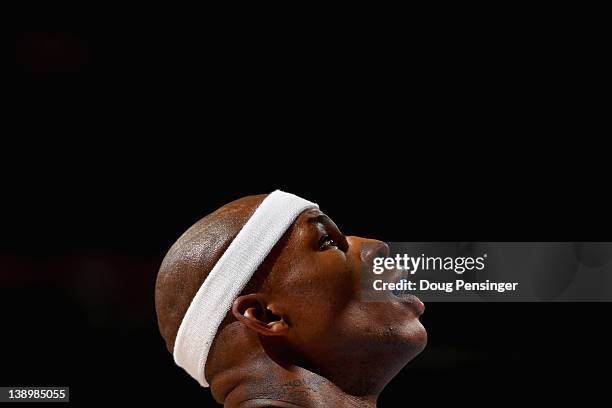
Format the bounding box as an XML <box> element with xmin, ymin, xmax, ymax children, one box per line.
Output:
<box><xmin>385</xmin><ymin>304</ymin><xmax>428</xmax><ymax>349</ymax></box>
<box><xmin>405</xmin><ymin>319</ymin><xmax>427</xmax><ymax>355</ymax></box>
<box><xmin>386</xmin><ymin>317</ymin><xmax>428</xmax><ymax>361</ymax></box>
<box><xmin>365</xmin><ymin>321</ymin><xmax>427</xmax><ymax>389</ymax></box>
<box><xmin>375</xmin><ymin>317</ymin><xmax>427</xmax><ymax>352</ymax></box>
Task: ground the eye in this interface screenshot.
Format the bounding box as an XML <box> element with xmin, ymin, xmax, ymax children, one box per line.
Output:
<box><xmin>318</xmin><ymin>234</ymin><xmax>338</xmax><ymax>250</ymax></box>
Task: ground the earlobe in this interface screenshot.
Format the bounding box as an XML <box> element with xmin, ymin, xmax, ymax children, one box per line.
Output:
<box><xmin>232</xmin><ymin>294</ymin><xmax>289</xmax><ymax>337</ymax></box>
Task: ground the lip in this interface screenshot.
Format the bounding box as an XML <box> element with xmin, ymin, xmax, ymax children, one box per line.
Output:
<box><xmin>388</xmin><ymin>267</ymin><xmax>425</xmax><ymax>316</ymax></box>
<box><xmin>390</xmin><ymin>290</ymin><xmax>425</xmax><ymax>316</ymax></box>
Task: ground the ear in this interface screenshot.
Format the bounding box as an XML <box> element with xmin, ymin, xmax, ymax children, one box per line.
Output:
<box><xmin>231</xmin><ymin>294</ymin><xmax>289</xmax><ymax>337</ymax></box>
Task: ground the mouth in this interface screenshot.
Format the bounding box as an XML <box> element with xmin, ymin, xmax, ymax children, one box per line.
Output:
<box><xmin>392</xmin><ymin>290</ymin><xmax>426</xmax><ymax>316</ymax></box>
<box><xmin>389</xmin><ymin>266</ymin><xmax>425</xmax><ymax>316</ymax></box>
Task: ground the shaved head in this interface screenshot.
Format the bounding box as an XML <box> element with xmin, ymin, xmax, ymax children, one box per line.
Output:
<box><xmin>155</xmin><ymin>194</ymin><xmax>267</xmax><ymax>353</ymax></box>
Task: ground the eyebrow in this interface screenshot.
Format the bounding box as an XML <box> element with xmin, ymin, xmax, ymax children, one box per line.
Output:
<box><xmin>307</xmin><ymin>214</ymin><xmax>334</xmax><ymax>227</ymax></box>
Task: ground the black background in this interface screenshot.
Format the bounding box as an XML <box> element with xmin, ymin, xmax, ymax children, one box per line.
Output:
<box><xmin>7</xmin><ymin>31</ymin><xmax>610</xmax><ymax>406</ymax></box>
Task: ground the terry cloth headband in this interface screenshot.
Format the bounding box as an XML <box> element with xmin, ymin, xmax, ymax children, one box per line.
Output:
<box><xmin>173</xmin><ymin>190</ymin><xmax>319</xmax><ymax>387</ymax></box>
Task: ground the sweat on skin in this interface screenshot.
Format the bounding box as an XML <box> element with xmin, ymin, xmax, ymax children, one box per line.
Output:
<box><xmin>155</xmin><ymin>193</ymin><xmax>427</xmax><ymax>408</ymax></box>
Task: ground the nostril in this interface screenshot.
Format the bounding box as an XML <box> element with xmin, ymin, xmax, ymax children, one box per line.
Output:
<box><xmin>379</xmin><ymin>242</ymin><xmax>390</xmax><ymax>258</ymax></box>
<box><xmin>378</xmin><ymin>245</ymin><xmax>389</xmax><ymax>258</ymax></box>
<box><xmin>361</xmin><ymin>241</ymin><xmax>390</xmax><ymax>262</ymax></box>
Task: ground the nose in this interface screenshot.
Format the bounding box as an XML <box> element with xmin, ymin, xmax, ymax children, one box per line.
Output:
<box><xmin>347</xmin><ymin>236</ymin><xmax>390</xmax><ymax>264</ymax></box>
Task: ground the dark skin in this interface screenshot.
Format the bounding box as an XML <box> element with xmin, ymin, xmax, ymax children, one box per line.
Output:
<box><xmin>156</xmin><ymin>195</ymin><xmax>427</xmax><ymax>407</ymax></box>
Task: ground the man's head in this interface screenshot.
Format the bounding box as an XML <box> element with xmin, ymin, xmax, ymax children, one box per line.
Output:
<box><xmin>155</xmin><ymin>193</ymin><xmax>426</xmax><ymax>402</ymax></box>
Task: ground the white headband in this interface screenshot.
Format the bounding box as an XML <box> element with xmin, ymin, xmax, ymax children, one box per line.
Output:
<box><xmin>173</xmin><ymin>190</ymin><xmax>318</xmax><ymax>387</ymax></box>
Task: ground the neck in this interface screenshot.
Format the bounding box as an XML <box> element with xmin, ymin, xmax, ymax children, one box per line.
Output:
<box><xmin>224</xmin><ymin>364</ymin><xmax>377</xmax><ymax>408</ymax></box>
<box><xmin>207</xmin><ymin>324</ymin><xmax>378</xmax><ymax>408</ymax></box>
